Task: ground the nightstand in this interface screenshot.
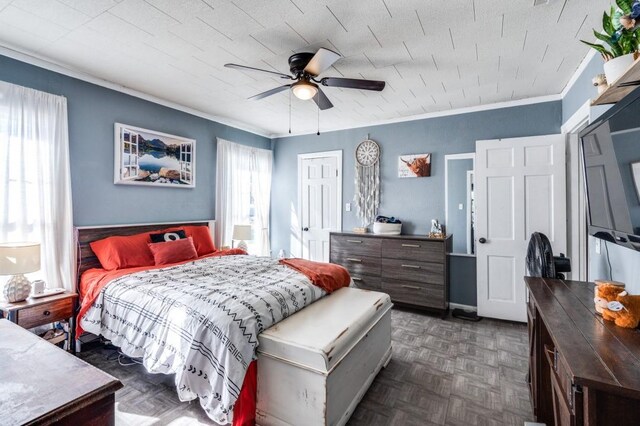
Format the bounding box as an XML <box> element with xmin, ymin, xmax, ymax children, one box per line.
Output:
<box><xmin>0</xmin><ymin>292</ymin><xmax>78</xmax><ymax>353</ymax></box>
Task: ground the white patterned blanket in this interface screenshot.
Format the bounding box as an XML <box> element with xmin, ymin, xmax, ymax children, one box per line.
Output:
<box><xmin>80</xmin><ymin>255</ymin><xmax>325</xmax><ymax>424</ymax></box>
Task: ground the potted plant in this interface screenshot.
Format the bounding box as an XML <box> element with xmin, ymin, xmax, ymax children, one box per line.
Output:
<box><xmin>581</xmin><ymin>1</ymin><xmax>640</xmax><ymax>84</ymax></box>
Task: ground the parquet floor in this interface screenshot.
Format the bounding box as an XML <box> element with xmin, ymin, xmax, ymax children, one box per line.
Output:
<box><xmin>78</xmin><ymin>308</ymin><xmax>533</xmax><ymax>426</ymax></box>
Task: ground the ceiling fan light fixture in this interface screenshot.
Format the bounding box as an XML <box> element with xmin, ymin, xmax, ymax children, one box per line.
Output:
<box><xmin>292</xmin><ymin>81</ymin><xmax>318</xmax><ymax>100</ymax></box>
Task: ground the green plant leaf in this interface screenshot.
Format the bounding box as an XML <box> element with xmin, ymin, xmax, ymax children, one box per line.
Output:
<box><xmin>621</xmin><ymin>36</ymin><xmax>631</xmax><ymax>54</ymax></box>
<box><xmin>619</xmin><ymin>28</ymin><xmax>640</xmax><ymax>54</ymax></box>
<box><xmin>613</xmin><ymin>9</ymin><xmax>625</xmax><ymax>31</ymax></box>
<box><xmin>604</xmin><ymin>10</ymin><xmax>615</xmax><ymax>36</ymax></box>
<box><xmin>593</xmin><ymin>30</ymin><xmax>622</xmax><ymax>56</ymax></box>
<box><xmin>625</xmin><ymin>0</ymin><xmax>636</xmax><ymax>12</ymax></box>
<box><xmin>593</xmin><ymin>30</ymin><xmax>628</xmax><ymax>58</ymax></box>
<box><xmin>580</xmin><ymin>40</ymin><xmax>613</xmax><ymax>60</ymax></box>
<box><xmin>616</xmin><ymin>0</ymin><xmax>632</xmax><ymax>15</ymax></box>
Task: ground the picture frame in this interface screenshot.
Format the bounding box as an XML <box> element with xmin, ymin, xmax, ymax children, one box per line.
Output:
<box><xmin>398</xmin><ymin>153</ymin><xmax>431</xmax><ymax>178</ymax></box>
<box><xmin>114</xmin><ymin>123</ymin><xmax>196</xmax><ymax>188</ymax></box>
<box><xmin>632</xmin><ymin>161</ymin><xmax>640</xmax><ymax>202</ymax></box>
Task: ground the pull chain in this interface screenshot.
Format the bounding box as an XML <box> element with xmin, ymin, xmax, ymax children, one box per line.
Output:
<box><xmin>288</xmin><ymin>88</ymin><xmax>292</xmax><ymax>134</ymax></box>
<box><xmin>316</xmin><ymin>98</ymin><xmax>320</xmax><ymax>136</ymax></box>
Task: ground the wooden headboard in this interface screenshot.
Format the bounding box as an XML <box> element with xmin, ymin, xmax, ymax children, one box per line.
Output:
<box><xmin>76</xmin><ymin>221</ymin><xmax>210</xmax><ymax>280</ymax></box>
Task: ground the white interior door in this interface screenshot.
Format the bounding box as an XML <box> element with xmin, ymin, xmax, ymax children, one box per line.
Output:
<box><xmin>298</xmin><ymin>151</ymin><xmax>342</xmax><ymax>262</ymax></box>
<box><xmin>476</xmin><ymin>135</ymin><xmax>566</xmax><ymax>322</ymax></box>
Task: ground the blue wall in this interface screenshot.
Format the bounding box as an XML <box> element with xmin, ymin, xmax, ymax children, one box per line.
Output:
<box><xmin>0</xmin><ymin>54</ymin><xmax>270</xmax><ymax>226</ymax></box>
<box><xmin>271</xmin><ymin>101</ymin><xmax>562</xmax><ymax>305</ymax></box>
<box><xmin>562</xmin><ymin>53</ymin><xmax>604</xmax><ymax>123</ymax></box>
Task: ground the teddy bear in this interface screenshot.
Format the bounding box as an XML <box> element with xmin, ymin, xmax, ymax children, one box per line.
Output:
<box><xmin>594</xmin><ymin>283</ymin><xmax>626</xmax><ymax>318</ymax></box>
<box><xmin>594</xmin><ymin>284</ymin><xmax>640</xmax><ymax>329</ymax></box>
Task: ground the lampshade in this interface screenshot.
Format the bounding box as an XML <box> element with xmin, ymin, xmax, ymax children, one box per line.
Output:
<box><xmin>0</xmin><ymin>242</ymin><xmax>41</xmax><ymax>275</ymax></box>
<box><xmin>292</xmin><ymin>81</ymin><xmax>318</xmax><ymax>100</ymax></box>
<box><xmin>232</xmin><ymin>225</ymin><xmax>253</xmax><ymax>241</ymax></box>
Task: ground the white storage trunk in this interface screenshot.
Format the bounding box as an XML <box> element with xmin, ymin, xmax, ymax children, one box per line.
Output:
<box><xmin>256</xmin><ymin>287</ymin><xmax>392</xmax><ymax>426</ymax></box>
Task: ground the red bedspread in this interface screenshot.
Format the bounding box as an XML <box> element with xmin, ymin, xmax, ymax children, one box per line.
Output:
<box><xmin>279</xmin><ymin>258</ymin><xmax>351</xmax><ymax>293</ymax></box>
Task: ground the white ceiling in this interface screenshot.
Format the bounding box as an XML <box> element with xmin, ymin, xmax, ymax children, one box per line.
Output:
<box><xmin>0</xmin><ymin>0</ymin><xmax>610</xmax><ymax>136</ymax></box>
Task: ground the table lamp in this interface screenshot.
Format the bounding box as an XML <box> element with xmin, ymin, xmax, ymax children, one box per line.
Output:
<box><xmin>232</xmin><ymin>225</ymin><xmax>252</xmax><ymax>252</ymax></box>
<box><xmin>0</xmin><ymin>242</ymin><xmax>41</xmax><ymax>303</ymax></box>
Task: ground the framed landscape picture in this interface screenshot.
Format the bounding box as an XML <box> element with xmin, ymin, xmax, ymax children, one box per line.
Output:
<box><xmin>398</xmin><ymin>153</ymin><xmax>431</xmax><ymax>178</ymax></box>
<box><xmin>114</xmin><ymin>123</ymin><xmax>195</xmax><ymax>188</ymax></box>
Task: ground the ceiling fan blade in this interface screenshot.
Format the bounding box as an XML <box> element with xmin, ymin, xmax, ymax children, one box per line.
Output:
<box><xmin>303</xmin><ymin>48</ymin><xmax>341</xmax><ymax>76</ymax></box>
<box><xmin>321</xmin><ymin>77</ymin><xmax>385</xmax><ymax>91</ymax></box>
<box><xmin>225</xmin><ymin>63</ymin><xmax>292</xmax><ymax>80</ymax></box>
<box><xmin>312</xmin><ymin>87</ymin><xmax>333</xmax><ymax>110</ymax></box>
<box><xmin>248</xmin><ymin>85</ymin><xmax>291</xmax><ymax>100</ymax></box>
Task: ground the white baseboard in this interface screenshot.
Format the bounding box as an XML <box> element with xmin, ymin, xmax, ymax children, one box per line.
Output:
<box><xmin>450</xmin><ymin>303</ymin><xmax>477</xmax><ymax>312</ymax></box>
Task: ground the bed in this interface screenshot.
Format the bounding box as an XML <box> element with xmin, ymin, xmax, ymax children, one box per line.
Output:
<box><xmin>74</xmin><ymin>221</ymin><xmax>354</xmax><ymax>425</ymax></box>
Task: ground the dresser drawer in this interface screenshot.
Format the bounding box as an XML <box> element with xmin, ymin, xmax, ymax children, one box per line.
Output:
<box><xmin>382</xmin><ymin>239</ymin><xmax>444</xmax><ymax>263</ymax></box>
<box><xmin>351</xmin><ymin>275</ymin><xmax>382</xmax><ymax>291</ymax></box>
<box><xmin>545</xmin><ymin>345</ymin><xmax>580</xmax><ymax>422</ymax></box>
<box><xmin>331</xmin><ymin>254</ymin><xmax>381</xmax><ymax>276</ymax></box>
<box><xmin>381</xmin><ymin>258</ymin><xmax>444</xmax><ymax>285</ymax></box>
<box><xmin>331</xmin><ymin>235</ymin><xmax>381</xmax><ymax>257</ymax></box>
<box><xmin>17</xmin><ymin>298</ymin><xmax>74</xmax><ymax>330</ymax></box>
<box><xmin>382</xmin><ymin>279</ymin><xmax>445</xmax><ymax>309</ymax></box>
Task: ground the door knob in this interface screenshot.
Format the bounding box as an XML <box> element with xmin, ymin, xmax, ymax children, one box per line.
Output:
<box><xmin>478</xmin><ymin>237</ymin><xmax>487</xmax><ymax>244</ymax></box>
<box><xmin>303</xmin><ymin>227</ymin><xmax>309</xmax><ymax>231</ymax></box>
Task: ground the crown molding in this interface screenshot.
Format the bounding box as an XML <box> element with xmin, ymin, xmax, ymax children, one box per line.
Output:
<box><xmin>0</xmin><ymin>44</ymin><xmax>271</xmax><ymax>139</ymax></box>
<box><xmin>269</xmin><ymin>94</ymin><xmax>562</xmax><ymax>138</ymax></box>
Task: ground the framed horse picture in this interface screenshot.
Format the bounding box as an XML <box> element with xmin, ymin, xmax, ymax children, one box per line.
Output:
<box><xmin>398</xmin><ymin>153</ymin><xmax>431</xmax><ymax>178</ymax></box>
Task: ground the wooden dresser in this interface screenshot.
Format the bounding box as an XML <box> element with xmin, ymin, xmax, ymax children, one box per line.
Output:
<box><xmin>330</xmin><ymin>232</ymin><xmax>451</xmax><ymax>314</ymax></box>
<box><xmin>525</xmin><ymin>277</ymin><xmax>640</xmax><ymax>426</ymax></box>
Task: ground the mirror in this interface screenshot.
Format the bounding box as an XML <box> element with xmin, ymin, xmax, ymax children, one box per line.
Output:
<box><xmin>445</xmin><ymin>153</ymin><xmax>475</xmax><ymax>255</ymax></box>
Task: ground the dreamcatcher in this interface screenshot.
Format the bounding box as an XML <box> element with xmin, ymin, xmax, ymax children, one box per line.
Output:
<box><xmin>354</xmin><ymin>139</ymin><xmax>380</xmax><ymax>226</ymax></box>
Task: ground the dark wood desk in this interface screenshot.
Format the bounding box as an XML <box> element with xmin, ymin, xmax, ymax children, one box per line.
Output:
<box><xmin>0</xmin><ymin>319</ymin><xmax>122</xmax><ymax>425</ymax></box>
<box><xmin>525</xmin><ymin>277</ymin><xmax>640</xmax><ymax>426</ymax></box>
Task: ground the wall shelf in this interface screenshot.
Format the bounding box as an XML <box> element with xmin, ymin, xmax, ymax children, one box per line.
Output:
<box><xmin>592</xmin><ymin>56</ymin><xmax>640</xmax><ymax>105</ymax></box>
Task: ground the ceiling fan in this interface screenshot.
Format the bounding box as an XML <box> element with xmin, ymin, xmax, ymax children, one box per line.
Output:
<box><xmin>224</xmin><ymin>48</ymin><xmax>386</xmax><ymax>110</ymax></box>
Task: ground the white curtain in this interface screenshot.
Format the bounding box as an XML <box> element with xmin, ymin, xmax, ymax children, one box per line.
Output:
<box><xmin>215</xmin><ymin>138</ymin><xmax>272</xmax><ymax>256</ymax></box>
<box><xmin>0</xmin><ymin>81</ymin><xmax>75</xmax><ymax>291</ymax></box>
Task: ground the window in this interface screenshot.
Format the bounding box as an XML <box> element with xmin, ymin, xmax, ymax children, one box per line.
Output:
<box><xmin>215</xmin><ymin>139</ymin><xmax>272</xmax><ymax>256</ymax></box>
<box><xmin>0</xmin><ymin>81</ymin><xmax>74</xmax><ymax>291</ymax></box>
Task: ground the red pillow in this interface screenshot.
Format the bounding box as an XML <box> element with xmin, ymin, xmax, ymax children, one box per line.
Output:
<box><xmin>183</xmin><ymin>225</ymin><xmax>217</xmax><ymax>255</ymax></box>
<box><xmin>157</xmin><ymin>225</ymin><xmax>216</xmax><ymax>256</ymax></box>
<box><xmin>148</xmin><ymin>237</ymin><xmax>198</xmax><ymax>266</ymax></box>
<box><xmin>90</xmin><ymin>232</ymin><xmax>154</xmax><ymax>270</ymax></box>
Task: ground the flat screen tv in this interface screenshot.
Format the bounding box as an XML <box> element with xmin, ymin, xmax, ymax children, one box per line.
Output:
<box><xmin>580</xmin><ymin>86</ymin><xmax>640</xmax><ymax>251</ymax></box>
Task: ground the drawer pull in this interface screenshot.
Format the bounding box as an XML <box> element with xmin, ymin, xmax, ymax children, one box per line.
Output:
<box><xmin>346</xmin><ymin>258</ymin><xmax>362</xmax><ymax>262</ymax></box>
<box><xmin>401</xmin><ymin>264</ymin><xmax>421</xmax><ymax>269</ymax></box>
<box><xmin>346</xmin><ymin>239</ymin><xmax>362</xmax><ymax>243</ymax></box>
<box><xmin>401</xmin><ymin>285</ymin><xmax>421</xmax><ymax>290</ymax></box>
<box><xmin>352</xmin><ymin>277</ymin><xmax>362</xmax><ymax>281</ymax></box>
<box><xmin>43</xmin><ymin>310</ymin><xmax>51</xmax><ymax>316</ymax></box>
<box><xmin>401</xmin><ymin>243</ymin><xmax>420</xmax><ymax>248</ymax></box>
